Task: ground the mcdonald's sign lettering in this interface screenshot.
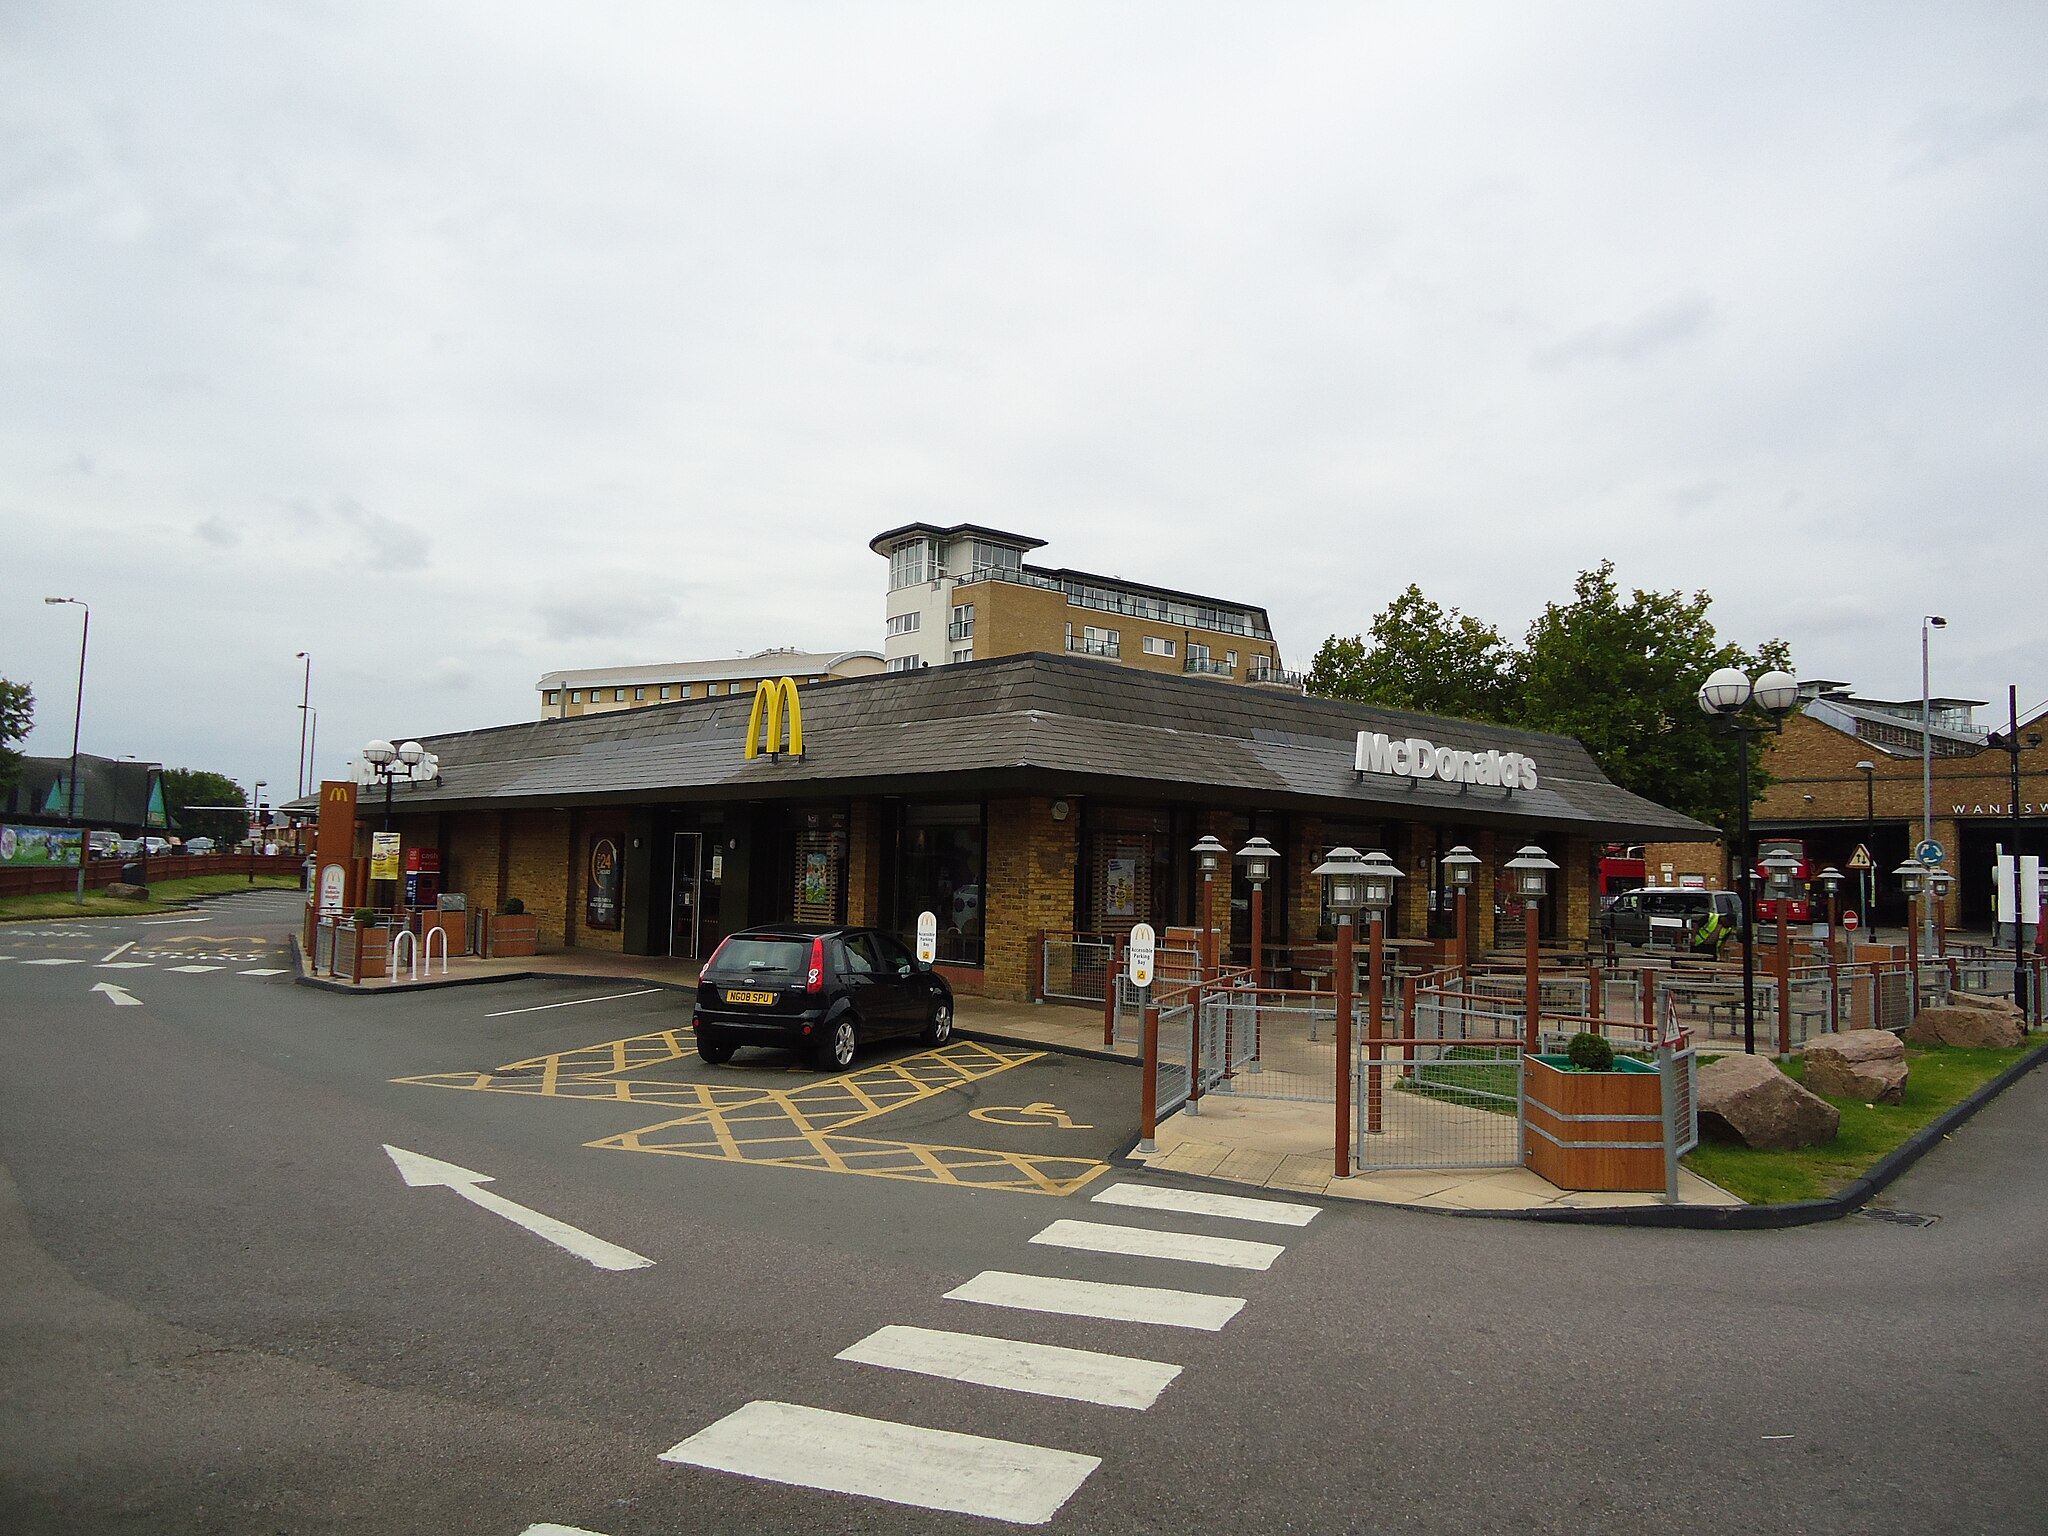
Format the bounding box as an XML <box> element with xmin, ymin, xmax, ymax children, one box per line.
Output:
<box><xmin>745</xmin><ymin>677</ymin><xmax>805</xmax><ymax>759</ymax></box>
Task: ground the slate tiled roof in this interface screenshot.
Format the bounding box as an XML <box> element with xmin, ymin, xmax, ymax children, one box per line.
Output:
<box><xmin>347</xmin><ymin>653</ymin><xmax>1714</xmax><ymax>840</ymax></box>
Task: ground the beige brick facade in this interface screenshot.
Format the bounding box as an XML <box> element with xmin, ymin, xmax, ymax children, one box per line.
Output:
<box><xmin>983</xmin><ymin>796</ymin><xmax>1079</xmax><ymax>1001</ymax></box>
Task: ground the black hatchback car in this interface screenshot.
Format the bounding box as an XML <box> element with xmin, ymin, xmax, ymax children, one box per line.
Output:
<box><xmin>690</xmin><ymin>924</ymin><xmax>955</xmax><ymax>1071</ymax></box>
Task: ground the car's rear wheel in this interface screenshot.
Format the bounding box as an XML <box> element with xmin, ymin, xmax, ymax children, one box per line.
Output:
<box><xmin>815</xmin><ymin>1016</ymin><xmax>858</xmax><ymax>1072</ymax></box>
<box><xmin>921</xmin><ymin>999</ymin><xmax>953</xmax><ymax>1046</ymax></box>
<box><xmin>696</xmin><ymin>1038</ymin><xmax>735</xmax><ymax>1065</ymax></box>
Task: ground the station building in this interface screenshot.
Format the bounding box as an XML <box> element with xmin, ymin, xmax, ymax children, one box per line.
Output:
<box><xmin>341</xmin><ymin>654</ymin><xmax>1709</xmax><ymax>999</ymax></box>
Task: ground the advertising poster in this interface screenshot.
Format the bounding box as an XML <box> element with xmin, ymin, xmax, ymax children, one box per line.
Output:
<box><xmin>0</xmin><ymin>825</ymin><xmax>84</xmax><ymax>867</ymax></box>
<box><xmin>802</xmin><ymin>850</ymin><xmax>832</xmax><ymax>908</ymax></box>
<box><xmin>1106</xmin><ymin>856</ymin><xmax>1138</xmax><ymax>919</ymax></box>
<box><xmin>369</xmin><ymin>832</ymin><xmax>403</xmax><ymax>882</ymax></box>
<box><xmin>586</xmin><ymin>837</ymin><xmax>621</xmax><ymax>929</ymax></box>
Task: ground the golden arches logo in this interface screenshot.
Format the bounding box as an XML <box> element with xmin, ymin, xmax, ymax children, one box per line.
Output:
<box><xmin>744</xmin><ymin>677</ymin><xmax>804</xmax><ymax>759</ymax></box>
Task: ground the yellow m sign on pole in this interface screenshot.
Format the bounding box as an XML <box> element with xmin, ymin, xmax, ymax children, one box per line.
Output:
<box><xmin>744</xmin><ymin>677</ymin><xmax>805</xmax><ymax>759</ymax></box>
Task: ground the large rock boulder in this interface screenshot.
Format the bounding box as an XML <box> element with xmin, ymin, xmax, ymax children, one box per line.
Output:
<box><xmin>102</xmin><ymin>882</ymin><xmax>149</xmax><ymax>902</ymax></box>
<box><xmin>1697</xmin><ymin>1052</ymin><xmax>1841</xmax><ymax>1150</ymax></box>
<box><xmin>1801</xmin><ymin>1029</ymin><xmax>1908</xmax><ymax>1104</ymax></box>
<box><xmin>1906</xmin><ymin>1005</ymin><xmax>2026</xmax><ymax>1050</ymax></box>
<box><xmin>1948</xmin><ymin>992</ymin><xmax>2024</xmax><ymax>1020</ymax></box>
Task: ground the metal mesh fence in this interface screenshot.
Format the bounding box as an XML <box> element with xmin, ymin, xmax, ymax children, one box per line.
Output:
<box><xmin>1041</xmin><ymin>938</ymin><xmax>1114</xmax><ymax>1006</ymax></box>
<box><xmin>1354</xmin><ymin>1039</ymin><xmax>1524</xmax><ymax>1171</ymax></box>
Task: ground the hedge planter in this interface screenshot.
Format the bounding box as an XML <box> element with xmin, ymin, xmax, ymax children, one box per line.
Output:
<box><xmin>489</xmin><ymin>914</ymin><xmax>540</xmax><ymax>958</ymax></box>
<box><xmin>1522</xmin><ymin>1054</ymin><xmax>1665</xmax><ymax>1192</ymax></box>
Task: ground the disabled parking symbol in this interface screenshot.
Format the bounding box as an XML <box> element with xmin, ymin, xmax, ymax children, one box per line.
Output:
<box><xmin>968</xmin><ymin>1101</ymin><xmax>1093</xmax><ymax>1130</ymax></box>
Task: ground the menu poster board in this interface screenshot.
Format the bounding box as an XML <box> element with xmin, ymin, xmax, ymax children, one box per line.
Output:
<box><xmin>586</xmin><ymin>837</ymin><xmax>622</xmax><ymax>930</ymax></box>
<box><xmin>369</xmin><ymin>831</ymin><xmax>403</xmax><ymax>882</ymax></box>
<box><xmin>1105</xmin><ymin>856</ymin><xmax>1138</xmax><ymax>919</ymax></box>
<box><xmin>0</xmin><ymin>825</ymin><xmax>83</xmax><ymax>867</ymax></box>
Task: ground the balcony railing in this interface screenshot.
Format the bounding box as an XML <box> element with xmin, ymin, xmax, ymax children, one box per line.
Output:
<box><xmin>1247</xmin><ymin>667</ymin><xmax>1307</xmax><ymax>688</ymax></box>
<box><xmin>1183</xmin><ymin>657</ymin><xmax>1233</xmax><ymax>675</ymax></box>
<box><xmin>1068</xmin><ymin>636</ymin><xmax>1121</xmax><ymax>658</ymax></box>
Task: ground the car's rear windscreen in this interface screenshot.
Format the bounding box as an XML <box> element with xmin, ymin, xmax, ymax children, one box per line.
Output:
<box><xmin>706</xmin><ymin>937</ymin><xmax>811</xmax><ymax>977</ymax></box>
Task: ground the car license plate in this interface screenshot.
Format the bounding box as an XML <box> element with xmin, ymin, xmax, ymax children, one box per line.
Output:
<box><xmin>725</xmin><ymin>988</ymin><xmax>777</xmax><ymax>1005</ymax></box>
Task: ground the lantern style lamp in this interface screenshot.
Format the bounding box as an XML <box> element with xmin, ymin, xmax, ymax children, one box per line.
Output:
<box><xmin>1191</xmin><ymin>833</ymin><xmax>1229</xmax><ymax>969</ymax></box>
<box><xmin>1759</xmin><ymin>849</ymin><xmax>1802</xmax><ymax>903</ymax></box>
<box><xmin>1892</xmin><ymin>858</ymin><xmax>1926</xmax><ymax>898</ymax></box>
<box><xmin>1817</xmin><ymin>865</ymin><xmax>1846</xmax><ymax>1026</ymax></box>
<box><xmin>1893</xmin><ymin>858</ymin><xmax>1928</xmax><ymax>983</ymax></box>
<box><xmin>1236</xmin><ymin>835</ymin><xmax>1279</xmax><ymax>983</ymax></box>
<box><xmin>1927</xmin><ymin>867</ymin><xmax>1954</xmax><ymax>957</ymax></box>
<box><xmin>1502</xmin><ymin>845</ymin><xmax>1556</xmax><ymax>1051</ymax></box>
<box><xmin>1442</xmin><ymin>844</ymin><xmax>1482</xmax><ymax>974</ymax></box>
<box><xmin>1313</xmin><ymin>846</ymin><xmax>1370</xmax><ymax>1177</ymax></box>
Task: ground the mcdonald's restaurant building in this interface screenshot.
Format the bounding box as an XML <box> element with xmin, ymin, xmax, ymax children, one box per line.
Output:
<box><xmin>352</xmin><ymin>654</ymin><xmax>1711</xmax><ymax>999</ymax></box>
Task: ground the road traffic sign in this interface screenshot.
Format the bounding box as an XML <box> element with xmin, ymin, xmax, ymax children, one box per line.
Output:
<box><xmin>1127</xmin><ymin>922</ymin><xmax>1156</xmax><ymax>989</ymax></box>
<box><xmin>1916</xmin><ymin>839</ymin><xmax>1945</xmax><ymax>866</ymax></box>
<box><xmin>1847</xmin><ymin>845</ymin><xmax>1874</xmax><ymax>870</ymax></box>
<box><xmin>1843</xmin><ymin>910</ymin><xmax>1860</xmax><ymax>931</ymax></box>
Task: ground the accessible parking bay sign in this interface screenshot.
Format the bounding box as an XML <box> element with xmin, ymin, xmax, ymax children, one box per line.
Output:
<box><xmin>1127</xmin><ymin>922</ymin><xmax>1156</xmax><ymax>988</ymax></box>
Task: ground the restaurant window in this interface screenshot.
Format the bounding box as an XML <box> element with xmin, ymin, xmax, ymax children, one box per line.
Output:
<box><xmin>786</xmin><ymin>806</ymin><xmax>848</xmax><ymax>925</ymax></box>
<box><xmin>889</xmin><ymin>802</ymin><xmax>985</xmax><ymax>965</ymax></box>
<box><xmin>1079</xmin><ymin>805</ymin><xmax>1181</xmax><ymax>936</ymax></box>
<box><xmin>545</xmin><ymin>690</ymin><xmax>559</xmax><ymax>705</ymax></box>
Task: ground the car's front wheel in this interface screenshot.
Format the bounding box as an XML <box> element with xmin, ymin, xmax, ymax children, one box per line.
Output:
<box><xmin>814</xmin><ymin>1015</ymin><xmax>858</xmax><ymax>1072</ymax></box>
<box><xmin>921</xmin><ymin>999</ymin><xmax>953</xmax><ymax>1046</ymax></box>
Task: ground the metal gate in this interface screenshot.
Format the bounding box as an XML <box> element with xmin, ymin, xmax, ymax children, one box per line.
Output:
<box><xmin>1353</xmin><ymin>1036</ymin><xmax>1524</xmax><ymax>1171</ymax></box>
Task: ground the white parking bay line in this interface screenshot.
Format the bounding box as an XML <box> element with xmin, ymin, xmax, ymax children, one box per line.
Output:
<box><xmin>1092</xmin><ymin>1181</ymin><xmax>1321</xmax><ymax>1227</ymax></box>
<box><xmin>944</xmin><ymin>1271</ymin><xmax>1245</xmax><ymax>1332</ymax></box>
<box><xmin>484</xmin><ymin>989</ymin><xmax>661</xmax><ymax>1018</ymax></box>
<box><xmin>1030</xmin><ymin>1219</ymin><xmax>1285</xmax><ymax>1272</ymax></box>
<box><xmin>838</xmin><ymin>1323</ymin><xmax>1181</xmax><ymax>1410</ymax></box>
<box><xmin>95</xmin><ymin>961</ymin><xmax>154</xmax><ymax>969</ymax></box>
<box><xmin>661</xmin><ymin>1400</ymin><xmax>1098</xmax><ymax>1525</ymax></box>
<box><xmin>238</xmin><ymin>968</ymin><xmax>288</xmax><ymax>976</ymax></box>
<box><xmin>102</xmin><ymin>941</ymin><xmax>134</xmax><ymax>962</ymax></box>
<box><xmin>21</xmin><ymin>958</ymin><xmax>86</xmax><ymax>966</ymax></box>
<box><xmin>166</xmin><ymin>964</ymin><xmax>224</xmax><ymax>974</ymax></box>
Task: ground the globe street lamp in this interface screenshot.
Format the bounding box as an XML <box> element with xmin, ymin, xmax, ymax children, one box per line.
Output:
<box><xmin>1699</xmin><ymin>665</ymin><xmax>1801</xmax><ymax>1054</ymax></box>
<box><xmin>1191</xmin><ymin>834</ymin><xmax>1228</xmax><ymax>974</ymax></box>
<box><xmin>42</xmin><ymin>597</ymin><xmax>89</xmax><ymax>904</ymax></box>
<box><xmin>1314</xmin><ymin>846</ymin><xmax>1369</xmax><ymax>1177</ymax></box>
<box><xmin>362</xmin><ymin>739</ymin><xmax>438</xmax><ymax>913</ymax></box>
<box><xmin>1235</xmin><ymin>835</ymin><xmax>1278</xmax><ymax>984</ymax></box>
<box><xmin>1441</xmin><ymin>845</ymin><xmax>1482</xmax><ymax>979</ymax></box>
<box><xmin>1503</xmin><ymin>845</ymin><xmax>1558</xmax><ymax>1051</ymax></box>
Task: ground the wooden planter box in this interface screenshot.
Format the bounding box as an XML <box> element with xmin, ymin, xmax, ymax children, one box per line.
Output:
<box><xmin>342</xmin><ymin>924</ymin><xmax>390</xmax><ymax>981</ymax></box>
<box><xmin>489</xmin><ymin>914</ymin><xmax>540</xmax><ymax>958</ymax></box>
<box><xmin>1522</xmin><ymin>1055</ymin><xmax>1664</xmax><ymax>1192</ymax></box>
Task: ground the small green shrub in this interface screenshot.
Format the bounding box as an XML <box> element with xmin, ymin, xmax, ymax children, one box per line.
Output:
<box><xmin>1565</xmin><ymin>1032</ymin><xmax>1616</xmax><ymax>1072</ymax></box>
<box><xmin>501</xmin><ymin>897</ymin><xmax>526</xmax><ymax>916</ymax></box>
<box><xmin>351</xmin><ymin>907</ymin><xmax>376</xmax><ymax>927</ymax></box>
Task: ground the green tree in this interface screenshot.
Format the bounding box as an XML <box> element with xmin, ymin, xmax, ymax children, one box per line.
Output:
<box><xmin>1305</xmin><ymin>584</ymin><xmax>1521</xmax><ymax>723</ymax></box>
<box><xmin>0</xmin><ymin>678</ymin><xmax>32</xmax><ymax>794</ymax></box>
<box><xmin>160</xmin><ymin>768</ymin><xmax>248</xmax><ymax>846</ymax></box>
<box><xmin>1515</xmin><ymin>561</ymin><xmax>1791</xmax><ymax>834</ymax></box>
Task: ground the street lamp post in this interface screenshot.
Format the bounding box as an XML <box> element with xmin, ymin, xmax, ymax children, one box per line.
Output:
<box><xmin>1698</xmin><ymin>666</ymin><xmax>1802</xmax><ymax>1053</ymax></box>
<box><xmin>1314</xmin><ymin>847</ymin><xmax>1369</xmax><ymax>1177</ymax></box>
<box><xmin>1817</xmin><ymin>866</ymin><xmax>1845</xmax><ymax>1031</ymax></box>
<box><xmin>1760</xmin><ymin>849</ymin><xmax>1802</xmax><ymax>1056</ymax></box>
<box><xmin>295</xmin><ymin>652</ymin><xmax>313</xmax><ymax>799</ymax></box>
<box><xmin>1235</xmin><ymin>836</ymin><xmax>1277</xmax><ymax>986</ymax></box>
<box><xmin>1358</xmin><ymin>851</ymin><xmax>1403</xmax><ymax>1137</ymax></box>
<box><xmin>1893</xmin><ymin>859</ymin><xmax>1926</xmax><ymax>1026</ymax></box>
<box><xmin>362</xmin><ymin>739</ymin><xmax>435</xmax><ymax>914</ymax></box>
<box><xmin>1503</xmin><ymin>845</ymin><xmax>1558</xmax><ymax>1052</ymax></box>
<box><xmin>1442</xmin><ymin>845</ymin><xmax>1482</xmax><ymax>981</ymax></box>
<box><xmin>1856</xmin><ymin>759</ymin><xmax>1878</xmax><ymax>938</ymax></box>
<box><xmin>1919</xmin><ymin>615</ymin><xmax>1946</xmax><ymax>954</ymax></box>
<box><xmin>42</xmin><ymin>597</ymin><xmax>89</xmax><ymax>904</ymax></box>
<box><xmin>1191</xmin><ymin>834</ymin><xmax>1228</xmax><ymax>975</ymax></box>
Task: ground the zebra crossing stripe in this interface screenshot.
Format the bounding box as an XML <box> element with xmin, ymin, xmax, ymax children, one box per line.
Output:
<box><xmin>238</xmin><ymin>968</ymin><xmax>288</xmax><ymax>976</ymax></box>
<box><xmin>837</xmin><ymin>1323</ymin><xmax>1181</xmax><ymax>1410</ymax></box>
<box><xmin>1091</xmin><ymin>1181</ymin><xmax>1320</xmax><ymax>1227</ymax></box>
<box><xmin>944</xmin><ymin>1270</ymin><xmax>1245</xmax><ymax>1331</ymax></box>
<box><xmin>166</xmin><ymin>965</ymin><xmax>224</xmax><ymax>973</ymax></box>
<box><xmin>661</xmin><ymin>1399</ymin><xmax>1098</xmax><ymax>1525</ymax></box>
<box><xmin>96</xmin><ymin>961</ymin><xmax>153</xmax><ymax>969</ymax></box>
<box><xmin>21</xmin><ymin>958</ymin><xmax>85</xmax><ymax>966</ymax></box>
<box><xmin>1029</xmin><ymin>1219</ymin><xmax>1285</xmax><ymax>1271</ymax></box>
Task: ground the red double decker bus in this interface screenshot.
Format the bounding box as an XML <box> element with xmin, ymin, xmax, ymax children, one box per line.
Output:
<box><xmin>1598</xmin><ymin>844</ymin><xmax>1646</xmax><ymax>901</ymax></box>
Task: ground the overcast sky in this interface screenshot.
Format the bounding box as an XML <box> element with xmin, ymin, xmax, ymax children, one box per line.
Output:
<box><xmin>5</xmin><ymin>1</ymin><xmax>2045</xmax><ymax>805</ymax></box>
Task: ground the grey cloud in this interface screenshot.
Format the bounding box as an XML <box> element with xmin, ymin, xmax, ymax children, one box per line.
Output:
<box><xmin>537</xmin><ymin>590</ymin><xmax>675</xmax><ymax>642</ymax></box>
<box><xmin>1896</xmin><ymin>98</ymin><xmax>2044</xmax><ymax>179</ymax></box>
<box><xmin>194</xmin><ymin>515</ymin><xmax>239</xmax><ymax>547</ymax></box>
<box><xmin>1532</xmin><ymin>296</ymin><xmax>1715</xmax><ymax>371</ymax></box>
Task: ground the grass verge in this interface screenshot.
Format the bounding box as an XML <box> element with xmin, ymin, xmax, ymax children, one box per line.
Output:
<box><xmin>0</xmin><ymin>873</ymin><xmax>300</xmax><ymax>921</ymax></box>
<box><xmin>1680</xmin><ymin>1037</ymin><xmax>2044</xmax><ymax>1205</ymax></box>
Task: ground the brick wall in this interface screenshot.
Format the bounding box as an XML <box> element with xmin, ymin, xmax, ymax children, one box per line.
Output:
<box><xmin>845</xmin><ymin>798</ymin><xmax>883</xmax><ymax>927</ymax></box>
<box><xmin>503</xmin><ymin>809</ymin><xmax>573</xmax><ymax>950</ymax></box>
<box><xmin>984</xmin><ymin>795</ymin><xmax>1078</xmax><ymax>1001</ymax></box>
<box><xmin>1756</xmin><ymin>710</ymin><xmax>2048</xmax><ymax>837</ymax></box>
<box><xmin>1287</xmin><ymin>815</ymin><xmax>1325</xmax><ymax>943</ymax></box>
<box><xmin>1563</xmin><ymin>833</ymin><xmax>1593</xmax><ymax>944</ymax></box>
<box><xmin>442</xmin><ymin>812</ymin><xmax>504</xmax><ymax>917</ymax></box>
<box><xmin>1644</xmin><ymin>840</ymin><xmax>1727</xmax><ymax>886</ymax></box>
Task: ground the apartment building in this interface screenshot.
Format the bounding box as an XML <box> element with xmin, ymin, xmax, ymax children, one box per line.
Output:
<box><xmin>537</xmin><ymin>648</ymin><xmax>884</xmax><ymax>718</ymax></box>
<box><xmin>869</xmin><ymin>523</ymin><xmax>1294</xmax><ymax>686</ymax></box>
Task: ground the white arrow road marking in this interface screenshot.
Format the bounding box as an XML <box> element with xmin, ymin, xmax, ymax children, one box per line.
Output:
<box><xmin>101</xmin><ymin>941</ymin><xmax>134</xmax><ymax>962</ymax></box>
<box><xmin>381</xmin><ymin>1145</ymin><xmax>653</xmax><ymax>1271</ymax></box>
<box><xmin>92</xmin><ymin>982</ymin><xmax>144</xmax><ymax>1007</ymax></box>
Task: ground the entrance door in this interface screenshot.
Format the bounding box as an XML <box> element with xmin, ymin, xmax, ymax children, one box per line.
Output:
<box><xmin>670</xmin><ymin>832</ymin><xmax>704</xmax><ymax>959</ymax></box>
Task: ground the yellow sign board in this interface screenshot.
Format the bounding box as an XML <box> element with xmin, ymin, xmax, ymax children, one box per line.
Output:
<box><xmin>744</xmin><ymin>676</ymin><xmax>804</xmax><ymax>759</ymax></box>
<box><xmin>369</xmin><ymin>831</ymin><xmax>403</xmax><ymax>881</ymax></box>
